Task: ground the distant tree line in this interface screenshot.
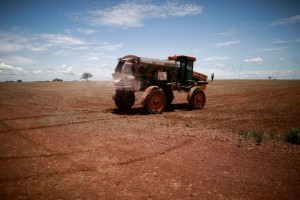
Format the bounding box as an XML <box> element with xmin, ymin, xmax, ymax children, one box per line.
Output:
<box><xmin>1</xmin><ymin>72</ymin><xmax>94</xmax><ymax>83</ymax></box>
<box><xmin>2</xmin><ymin>80</ymin><xmax>23</xmax><ymax>82</ymax></box>
<box><xmin>53</xmin><ymin>78</ymin><xmax>63</xmax><ymax>82</ymax></box>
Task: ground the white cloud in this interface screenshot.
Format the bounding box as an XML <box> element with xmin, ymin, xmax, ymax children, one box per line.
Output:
<box><xmin>215</xmin><ymin>63</ymin><xmax>227</xmax><ymax>68</ymax></box>
<box><xmin>213</xmin><ymin>40</ymin><xmax>240</xmax><ymax>48</ymax></box>
<box><xmin>48</xmin><ymin>65</ymin><xmax>79</xmax><ymax>77</ymax></box>
<box><xmin>59</xmin><ymin>65</ymin><xmax>77</xmax><ymax>75</ymax></box>
<box><xmin>76</xmin><ymin>28</ymin><xmax>96</xmax><ymax>34</ymax></box>
<box><xmin>214</xmin><ymin>30</ymin><xmax>236</xmax><ymax>36</ymax></box>
<box><xmin>3</xmin><ymin>56</ymin><xmax>37</xmax><ymax>66</ymax></box>
<box><xmin>0</xmin><ymin>63</ymin><xmax>25</xmax><ymax>76</ymax></box>
<box><xmin>0</xmin><ymin>41</ymin><xmax>24</xmax><ymax>52</ymax></box>
<box><xmin>193</xmin><ymin>48</ymin><xmax>202</xmax><ymax>53</ymax></box>
<box><xmin>1</xmin><ymin>56</ymin><xmax>36</xmax><ymax>66</ymax></box>
<box><xmin>272</xmin><ymin>39</ymin><xmax>289</xmax><ymax>44</ymax></box>
<box><xmin>33</xmin><ymin>70</ymin><xmax>43</xmax><ymax>74</ymax></box>
<box><xmin>101</xmin><ymin>55</ymin><xmax>116</xmax><ymax>59</ymax></box>
<box><xmin>37</xmin><ymin>34</ymin><xmax>87</xmax><ymax>46</ymax></box>
<box><xmin>96</xmin><ymin>42</ymin><xmax>123</xmax><ymax>51</ymax></box>
<box><xmin>73</xmin><ymin>1</ymin><xmax>203</xmax><ymax>28</ymax></box>
<box><xmin>204</xmin><ymin>56</ymin><xmax>230</xmax><ymax>61</ymax></box>
<box><xmin>53</xmin><ymin>50</ymin><xmax>69</xmax><ymax>56</ymax></box>
<box><xmin>88</xmin><ymin>56</ymin><xmax>99</xmax><ymax>61</ymax></box>
<box><xmin>270</xmin><ymin>15</ymin><xmax>300</xmax><ymax>26</ymax></box>
<box><xmin>0</xmin><ymin>31</ymin><xmax>89</xmax><ymax>54</ymax></box>
<box><xmin>0</xmin><ymin>31</ymin><xmax>44</xmax><ymax>53</ymax></box>
<box><xmin>256</xmin><ymin>47</ymin><xmax>283</xmax><ymax>52</ymax></box>
<box><xmin>272</xmin><ymin>38</ymin><xmax>300</xmax><ymax>45</ymax></box>
<box><xmin>244</xmin><ymin>57</ymin><xmax>263</xmax><ymax>64</ymax></box>
<box><xmin>72</xmin><ymin>46</ymin><xmax>90</xmax><ymax>51</ymax></box>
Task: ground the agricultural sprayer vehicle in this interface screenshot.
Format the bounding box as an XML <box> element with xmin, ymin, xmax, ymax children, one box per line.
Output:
<box><xmin>112</xmin><ymin>55</ymin><xmax>213</xmax><ymax>114</ymax></box>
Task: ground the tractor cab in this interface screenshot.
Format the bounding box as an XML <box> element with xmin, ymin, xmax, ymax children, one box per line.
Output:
<box><xmin>168</xmin><ymin>55</ymin><xmax>196</xmax><ymax>84</ymax></box>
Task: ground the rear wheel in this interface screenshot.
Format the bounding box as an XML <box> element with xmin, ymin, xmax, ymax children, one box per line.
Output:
<box><xmin>144</xmin><ymin>88</ymin><xmax>166</xmax><ymax>114</ymax></box>
<box><xmin>113</xmin><ymin>89</ymin><xmax>135</xmax><ymax>109</ymax></box>
<box><xmin>188</xmin><ymin>88</ymin><xmax>206</xmax><ymax>109</ymax></box>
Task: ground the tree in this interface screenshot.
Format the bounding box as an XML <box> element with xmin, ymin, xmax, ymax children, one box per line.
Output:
<box><xmin>53</xmin><ymin>78</ymin><xmax>63</xmax><ymax>82</ymax></box>
<box><xmin>81</xmin><ymin>72</ymin><xmax>93</xmax><ymax>81</ymax></box>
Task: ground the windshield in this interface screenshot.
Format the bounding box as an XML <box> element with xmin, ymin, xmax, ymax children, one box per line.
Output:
<box><xmin>115</xmin><ymin>60</ymin><xmax>125</xmax><ymax>73</ymax></box>
<box><xmin>122</xmin><ymin>59</ymin><xmax>133</xmax><ymax>75</ymax></box>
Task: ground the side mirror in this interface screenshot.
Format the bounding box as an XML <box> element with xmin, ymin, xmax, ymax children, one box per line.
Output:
<box><xmin>211</xmin><ymin>73</ymin><xmax>214</xmax><ymax>82</ymax></box>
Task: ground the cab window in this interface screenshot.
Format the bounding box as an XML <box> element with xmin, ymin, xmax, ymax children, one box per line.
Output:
<box><xmin>122</xmin><ymin>59</ymin><xmax>133</xmax><ymax>75</ymax></box>
<box><xmin>115</xmin><ymin>60</ymin><xmax>125</xmax><ymax>73</ymax></box>
<box><xmin>187</xmin><ymin>61</ymin><xmax>193</xmax><ymax>70</ymax></box>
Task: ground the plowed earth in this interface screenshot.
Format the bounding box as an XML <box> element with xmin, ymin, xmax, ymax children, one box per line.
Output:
<box><xmin>0</xmin><ymin>80</ymin><xmax>299</xmax><ymax>199</ymax></box>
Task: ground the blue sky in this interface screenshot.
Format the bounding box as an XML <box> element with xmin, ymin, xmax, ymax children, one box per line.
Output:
<box><xmin>0</xmin><ymin>0</ymin><xmax>300</xmax><ymax>81</ymax></box>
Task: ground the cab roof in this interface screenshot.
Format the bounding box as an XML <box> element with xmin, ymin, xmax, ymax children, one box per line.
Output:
<box><xmin>168</xmin><ymin>55</ymin><xmax>196</xmax><ymax>61</ymax></box>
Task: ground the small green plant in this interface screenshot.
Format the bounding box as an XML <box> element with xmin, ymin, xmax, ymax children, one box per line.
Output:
<box><xmin>239</xmin><ymin>129</ymin><xmax>263</xmax><ymax>145</ymax></box>
<box><xmin>237</xmin><ymin>127</ymin><xmax>300</xmax><ymax>146</ymax></box>
<box><xmin>253</xmin><ymin>131</ymin><xmax>263</xmax><ymax>145</ymax></box>
<box><xmin>284</xmin><ymin>127</ymin><xmax>300</xmax><ymax>145</ymax></box>
<box><xmin>267</xmin><ymin>131</ymin><xmax>277</xmax><ymax>140</ymax></box>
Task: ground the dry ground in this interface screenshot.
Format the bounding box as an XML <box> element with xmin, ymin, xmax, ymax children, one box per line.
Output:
<box><xmin>0</xmin><ymin>80</ymin><xmax>299</xmax><ymax>199</ymax></box>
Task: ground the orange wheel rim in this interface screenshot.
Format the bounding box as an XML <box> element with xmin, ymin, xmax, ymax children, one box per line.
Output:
<box><xmin>150</xmin><ymin>93</ymin><xmax>163</xmax><ymax>110</ymax></box>
<box><xmin>194</xmin><ymin>93</ymin><xmax>203</xmax><ymax>107</ymax></box>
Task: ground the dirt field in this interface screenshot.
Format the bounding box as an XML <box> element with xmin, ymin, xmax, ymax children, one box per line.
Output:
<box><xmin>0</xmin><ymin>80</ymin><xmax>299</xmax><ymax>199</ymax></box>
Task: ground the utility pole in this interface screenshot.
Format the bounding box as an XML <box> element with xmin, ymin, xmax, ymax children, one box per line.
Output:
<box><xmin>232</xmin><ymin>66</ymin><xmax>235</xmax><ymax>79</ymax></box>
<box><xmin>238</xmin><ymin>65</ymin><xmax>241</xmax><ymax>79</ymax></box>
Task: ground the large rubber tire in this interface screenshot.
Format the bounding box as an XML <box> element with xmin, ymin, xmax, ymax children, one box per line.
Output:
<box><xmin>188</xmin><ymin>88</ymin><xmax>206</xmax><ymax>109</ymax></box>
<box><xmin>144</xmin><ymin>88</ymin><xmax>166</xmax><ymax>114</ymax></box>
<box><xmin>113</xmin><ymin>89</ymin><xmax>135</xmax><ymax>109</ymax></box>
<box><xmin>164</xmin><ymin>87</ymin><xmax>174</xmax><ymax>105</ymax></box>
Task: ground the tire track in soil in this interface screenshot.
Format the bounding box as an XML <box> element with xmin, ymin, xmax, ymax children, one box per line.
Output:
<box><xmin>0</xmin><ymin>143</ymin><xmax>97</xmax><ymax>183</ymax></box>
<box><xmin>1</xmin><ymin>107</ymin><xmax>193</xmax><ymax>183</ymax></box>
<box><xmin>0</xmin><ymin>118</ymin><xmax>102</xmax><ymax>183</ymax></box>
<box><xmin>0</xmin><ymin>116</ymin><xmax>118</xmax><ymax>134</ymax></box>
<box><xmin>0</xmin><ymin>166</ymin><xmax>97</xmax><ymax>182</ymax></box>
<box><xmin>0</xmin><ymin>138</ymin><xmax>195</xmax><ymax>182</ymax></box>
<box><xmin>0</xmin><ymin>119</ymin><xmax>10</xmax><ymax>132</ymax></box>
<box><xmin>208</xmin><ymin>91</ymin><xmax>291</xmax><ymax>108</ymax></box>
<box><xmin>0</xmin><ymin>109</ymin><xmax>108</xmax><ymax>121</ymax></box>
<box><xmin>0</xmin><ymin>149</ymin><xmax>97</xmax><ymax>161</ymax></box>
<box><xmin>112</xmin><ymin>139</ymin><xmax>193</xmax><ymax>166</ymax></box>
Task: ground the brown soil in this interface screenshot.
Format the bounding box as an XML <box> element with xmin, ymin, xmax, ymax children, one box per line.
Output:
<box><xmin>0</xmin><ymin>80</ymin><xmax>299</xmax><ymax>199</ymax></box>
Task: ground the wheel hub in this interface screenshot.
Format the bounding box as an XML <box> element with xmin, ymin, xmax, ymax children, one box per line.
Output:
<box><xmin>154</xmin><ymin>99</ymin><xmax>160</xmax><ymax>105</ymax></box>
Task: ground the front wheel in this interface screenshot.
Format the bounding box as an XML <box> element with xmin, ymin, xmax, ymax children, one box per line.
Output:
<box><xmin>188</xmin><ymin>88</ymin><xmax>206</xmax><ymax>109</ymax></box>
<box><xmin>164</xmin><ymin>87</ymin><xmax>174</xmax><ymax>105</ymax></box>
<box><xmin>113</xmin><ymin>89</ymin><xmax>135</xmax><ymax>109</ymax></box>
<box><xmin>144</xmin><ymin>88</ymin><xmax>166</xmax><ymax>114</ymax></box>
